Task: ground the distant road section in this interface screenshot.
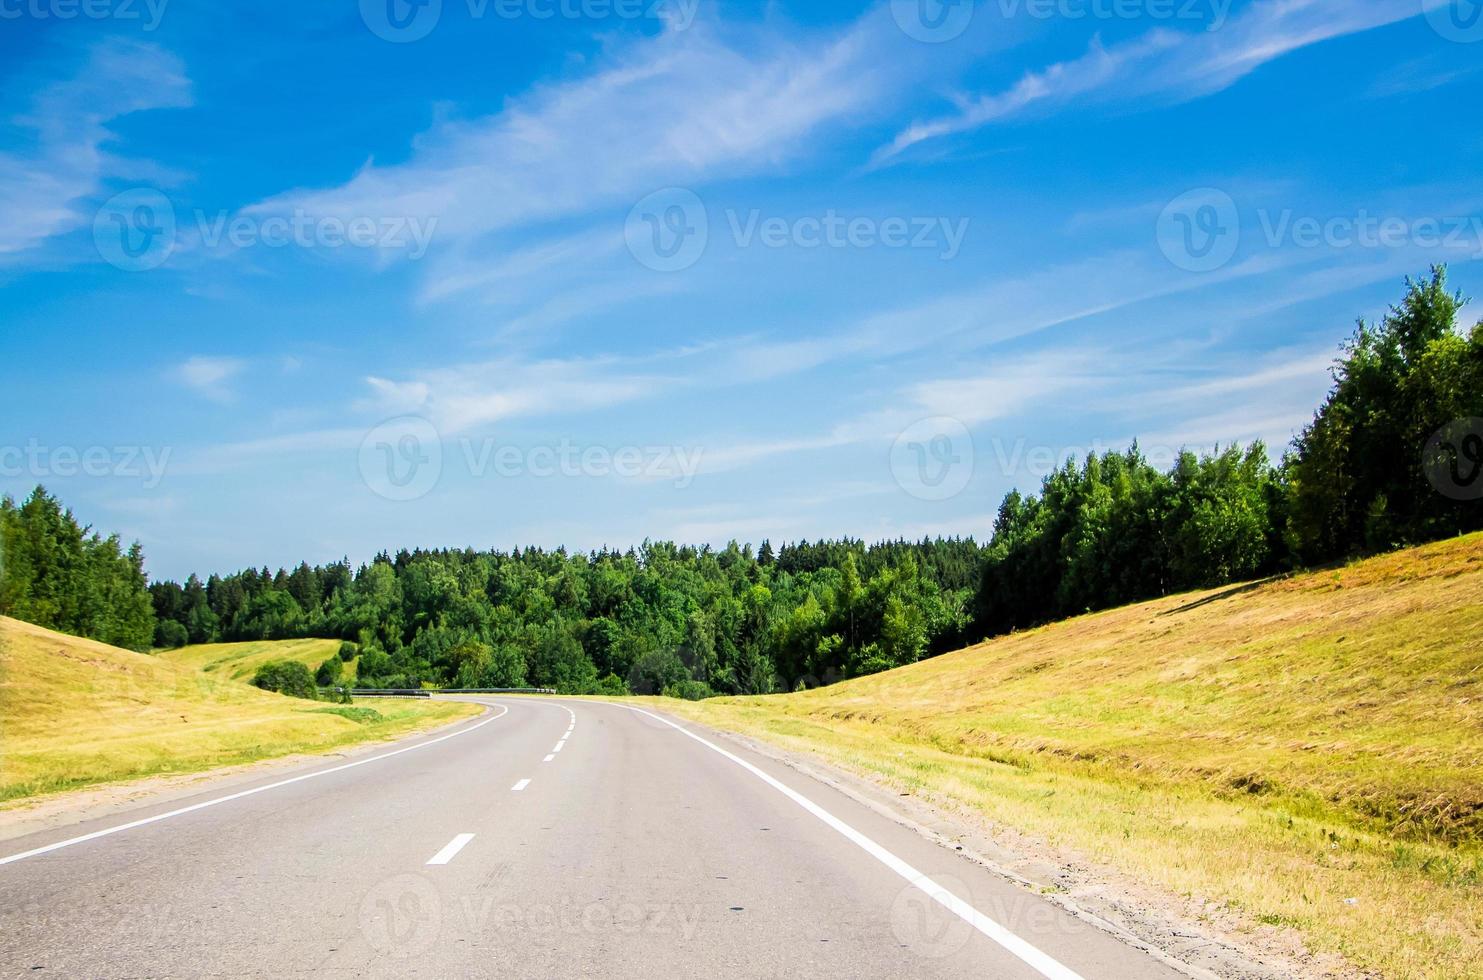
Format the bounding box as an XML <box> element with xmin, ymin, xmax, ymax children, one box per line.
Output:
<box><xmin>0</xmin><ymin>698</ymin><xmax>1185</xmax><ymax>979</ymax></box>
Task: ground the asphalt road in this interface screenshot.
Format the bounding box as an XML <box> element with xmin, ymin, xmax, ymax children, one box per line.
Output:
<box><xmin>0</xmin><ymin>698</ymin><xmax>1189</xmax><ymax>979</ymax></box>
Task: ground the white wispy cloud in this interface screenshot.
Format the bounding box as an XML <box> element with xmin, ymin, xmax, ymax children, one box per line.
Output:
<box><xmin>676</xmin><ymin>346</ymin><xmax>1102</xmax><ymax>478</ymax></box>
<box><xmin>0</xmin><ymin>40</ymin><xmax>192</xmax><ymax>261</ymax></box>
<box><xmin>720</xmin><ymin>244</ymin><xmax>1301</xmax><ymax>385</ymax></box>
<box><xmin>360</xmin><ymin>355</ymin><xmax>674</xmax><ymax>435</ymax></box>
<box><xmin>1366</xmin><ymin>55</ymin><xmax>1481</xmax><ymax>99</ymax></box>
<box><xmin>174</xmin><ymin>356</ymin><xmax>247</xmax><ymax>402</ymax></box>
<box><xmin>876</xmin><ymin>0</ymin><xmax>1424</xmax><ymax>163</ymax></box>
<box><xmin>247</xmin><ymin>19</ymin><xmax>894</xmax><ymax>279</ymax></box>
<box><xmin>1126</xmin><ymin>348</ymin><xmax>1337</xmax><ymax>453</ymax></box>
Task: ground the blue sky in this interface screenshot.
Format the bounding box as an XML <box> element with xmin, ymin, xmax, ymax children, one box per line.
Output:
<box><xmin>2</xmin><ymin>0</ymin><xmax>1481</xmax><ymax>581</ymax></box>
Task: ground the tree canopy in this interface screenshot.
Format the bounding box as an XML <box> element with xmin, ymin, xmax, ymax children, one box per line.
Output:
<box><xmin>5</xmin><ymin>269</ymin><xmax>1478</xmax><ymax>696</ymax></box>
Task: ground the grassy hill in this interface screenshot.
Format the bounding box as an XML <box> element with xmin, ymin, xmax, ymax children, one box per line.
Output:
<box><xmin>158</xmin><ymin>637</ymin><xmax>354</xmax><ymax>684</ymax></box>
<box><xmin>663</xmin><ymin>533</ymin><xmax>1483</xmax><ymax>980</ymax></box>
<box><xmin>0</xmin><ymin>617</ymin><xmax>476</xmax><ymax>804</ymax></box>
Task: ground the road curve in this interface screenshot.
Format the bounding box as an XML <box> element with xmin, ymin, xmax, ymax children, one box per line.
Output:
<box><xmin>0</xmin><ymin>698</ymin><xmax>1187</xmax><ymax>979</ymax></box>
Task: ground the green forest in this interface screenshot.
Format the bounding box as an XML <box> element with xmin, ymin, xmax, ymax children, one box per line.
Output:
<box><xmin>3</xmin><ymin>269</ymin><xmax>1480</xmax><ymax>696</ymax></box>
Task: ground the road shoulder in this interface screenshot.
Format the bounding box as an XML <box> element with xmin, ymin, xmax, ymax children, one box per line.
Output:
<box><xmin>0</xmin><ymin>699</ymin><xmax>491</xmax><ymax>846</ymax></box>
<box><xmin>637</xmin><ymin>701</ymin><xmax>1356</xmax><ymax>980</ymax></box>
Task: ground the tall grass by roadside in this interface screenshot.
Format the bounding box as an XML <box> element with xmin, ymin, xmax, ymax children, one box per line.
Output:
<box><xmin>158</xmin><ymin>637</ymin><xmax>353</xmax><ymax>683</ymax></box>
<box><xmin>659</xmin><ymin>533</ymin><xmax>1483</xmax><ymax>980</ymax></box>
<box><xmin>0</xmin><ymin>617</ymin><xmax>476</xmax><ymax>804</ymax></box>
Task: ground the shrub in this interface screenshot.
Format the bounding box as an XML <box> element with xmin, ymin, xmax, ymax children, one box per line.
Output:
<box><xmin>662</xmin><ymin>680</ymin><xmax>716</xmax><ymax>701</ymax></box>
<box><xmin>626</xmin><ymin>648</ymin><xmax>688</xmax><ymax>695</ymax></box>
<box><xmin>310</xmin><ymin>705</ymin><xmax>380</xmax><ymax>723</ymax></box>
<box><xmin>315</xmin><ymin>657</ymin><xmax>341</xmax><ymax>686</ymax></box>
<box><xmin>592</xmin><ymin>674</ymin><xmax>629</xmax><ymax>697</ymax></box>
<box><xmin>251</xmin><ymin>660</ymin><xmax>318</xmax><ymax>700</ymax></box>
<box><xmin>153</xmin><ymin>619</ymin><xmax>189</xmax><ymax>650</ymax></box>
<box><xmin>338</xmin><ymin>641</ymin><xmax>357</xmax><ymax>663</ymax></box>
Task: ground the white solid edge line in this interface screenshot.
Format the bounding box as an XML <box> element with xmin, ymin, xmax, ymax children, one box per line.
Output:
<box><xmin>0</xmin><ymin>704</ymin><xmax>511</xmax><ymax>867</ymax></box>
<box><xmin>624</xmin><ymin>706</ymin><xmax>1086</xmax><ymax>980</ymax></box>
<box><xmin>426</xmin><ymin>833</ymin><xmax>475</xmax><ymax>866</ymax></box>
<box><xmin>511</xmin><ymin>779</ymin><xmax>531</xmax><ymax>792</ymax></box>
<box><xmin>543</xmin><ymin>754</ymin><xmax>555</xmax><ymax>763</ymax></box>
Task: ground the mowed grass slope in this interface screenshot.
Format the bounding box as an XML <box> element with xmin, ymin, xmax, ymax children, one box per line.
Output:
<box><xmin>0</xmin><ymin>617</ymin><xmax>477</xmax><ymax>804</ymax></box>
<box><xmin>159</xmin><ymin>637</ymin><xmax>354</xmax><ymax>683</ymax></box>
<box><xmin>663</xmin><ymin>533</ymin><xmax>1483</xmax><ymax>979</ymax></box>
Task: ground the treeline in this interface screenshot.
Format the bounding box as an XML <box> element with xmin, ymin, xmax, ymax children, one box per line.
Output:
<box><xmin>979</xmin><ymin>267</ymin><xmax>1482</xmax><ymax>632</ymax></box>
<box><xmin>3</xmin><ymin>269</ymin><xmax>1479</xmax><ymax>695</ymax></box>
<box><xmin>0</xmin><ymin>490</ymin><xmax>154</xmax><ymax>651</ymax></box>
<box><xmin>146</xmin><ymin>538</ymin><xmax>982</xmax><ymax>696</ymax></box>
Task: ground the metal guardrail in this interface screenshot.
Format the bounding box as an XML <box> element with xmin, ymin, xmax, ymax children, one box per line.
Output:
<box><xmin>348</xmin><ymin>688</ymin><xmax>556</xmax><ymax>698</ymax></box>
<box><xmin>344</xmin><ymin>689</ymin><xmax>429</xmax><ymax>698</ymax></box>
<box><xmin>442</xmin><ymin>688</ymin><xmax>558</xmax><ymax>695</ymax></box>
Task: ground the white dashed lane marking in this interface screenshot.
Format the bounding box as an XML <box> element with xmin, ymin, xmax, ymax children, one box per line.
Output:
<box><xmin>427</xmin><ymin>834</ymin><xmax>475</xmax><ymax>866</ymax></box>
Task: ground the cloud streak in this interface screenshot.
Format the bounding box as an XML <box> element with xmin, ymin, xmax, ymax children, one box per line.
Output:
<box><xmin>249</xmin><ymin>19</ymin><xmax>894</xmax><ymax>283</ymax></box>
<box><xmin>174</xmin><ymin>356</ymin><xmax>247</xmax><ymax>402</ymax></box>
<box><xmin>0</xmin><ymin>40</ymin><xmax>192</xmax><ymax>261</ymax></box>
<box><xmin>877</xmin><ymin>0</ymin><xmax>1423</xmax><ymax>163</ymax></box>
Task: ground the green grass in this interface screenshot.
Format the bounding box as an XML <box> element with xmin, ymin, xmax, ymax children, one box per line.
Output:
<box><xmin>0</xmin><ymin>617</ymin><xmax>478</xmax><ymax>804</ymax></box>
<box><xmin>658</xmin><ymin>533</ymin><xmax>1483</xmax><ymax>980</ymax></box>
<box><xmin>306</xmin><ymin>706</ymin><xmax>384</xmax><ymax>724</ymax></box>
<box><xmin>158</xmin><ymin>637</ymin><xmax>355</xmax><ymax>683</ymax></box>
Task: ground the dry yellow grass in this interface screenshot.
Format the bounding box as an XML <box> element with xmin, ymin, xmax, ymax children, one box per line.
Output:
<box><xmin>661</xmin><ymin>533</ymin><xmax>1483</xmax><ymax>979</ymax></box>
<box><xmin>0</xmin><ymin>616</ymin><xmax>478</xmax><ymax>803</ymax></box>
<box><xmin>159</xmin><ymin>637</ymin><xmax>354</xmax><ymax>683</ymax></box>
